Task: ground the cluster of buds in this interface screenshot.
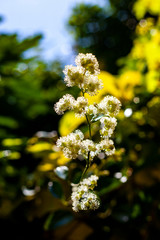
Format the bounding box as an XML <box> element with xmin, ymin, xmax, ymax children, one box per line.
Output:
<box><xmin>54</xmin><ymin>53</ymin><xmax>121</xmax><ymax>211</ymax></box>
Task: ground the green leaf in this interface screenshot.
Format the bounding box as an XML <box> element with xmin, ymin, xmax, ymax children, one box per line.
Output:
<box><xmin>91</xmin><ymin>114</ymin><xmax>105</xmax><ymax>122</ymax></box>
<box><xmin>98</xmin><ymin>180</ymin><xmax>122</xmax><ymax>196</ymax></box>
<box><xmin>0</xmin><ymin>116</ymin><xmax>18</xmax><ymax>129</ymax></box>
<box><xmin>44</xmin><ymin>210</ymin><xmax>73</xmax><ymax>230</ymax></box>
<box><xmin>48</xmin><ymin>181</ymin><xmax>63</xmax><ymax>199</ymax></box>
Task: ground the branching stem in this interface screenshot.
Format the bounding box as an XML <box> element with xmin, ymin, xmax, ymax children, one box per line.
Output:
<box><xmin>80</xmin><ymin>152</ymin><xmax>90</xmax><ymax>181</ymax></box>
<box><xmin>80</xmin><ymin>90</ymin><xmax>92</xmax><ymax>181</ymax></box>
<box><xmin>85</xmin><ymin>114</ymin><xmax>92</xmax><ymax>140</ymax></box>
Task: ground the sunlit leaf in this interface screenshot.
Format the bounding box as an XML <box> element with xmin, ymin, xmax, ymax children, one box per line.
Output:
<box><xmin>8</xmin><ymin>151</ymin><xmax>21</xmax><ymax>160</ymax></box>
<box><xmin>37</xmin><ymin>163</ymin><xmax>53</xmax><ymax>172</ymax></box>
<box><xmin>27</xmin><ymin>142</ymin><xmax>52</xmax><ymax>152</ymax></box>
<box><xmin>0</xmin><ymin>116</ymin><xmax>18</xmax><ymax>129</ymax></box>
<box><xmin>145</xmin><ymin>71</ymin><xmax>159</xmax><ymax>92</ymax></box>
<box><xmin>59</xmin><ymin>111</ymin><xmax>85</xmax><ymax>136</ymax></box>
<box><xmin>85</xmin><ymin>71</ymin><xmax>118</xmax><ymax>104</ymax></box>
<box><xmin>48</xmin><ymin>152</ymin><xmax>71</xmax><ymax>165</ymax></box>
<box><xmin>2</xmin><ymin>138</ymin><xmax>23</xmax><ymax>146</ymax></box>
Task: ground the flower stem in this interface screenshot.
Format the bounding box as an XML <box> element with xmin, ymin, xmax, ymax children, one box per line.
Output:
<box><xmin>80</xmin><ymin>152</ymin><xmax>90</xmax><ymax>181</ymax></box>
<box><xmin>80</xmin><ymin>90</ymin><xmax>92</xmax><ymax>181</ymax></box>
<box><xmin>81</xmin><ymin>90</ymin><xmax>92</xmax><ymax>140</ymax></box>
<box><xmin>85</xmin><ymin>114</ymin><xmax>92</xmax><ymax>140</ymax></box>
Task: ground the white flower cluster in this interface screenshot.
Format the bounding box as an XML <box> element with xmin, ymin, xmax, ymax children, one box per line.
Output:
<box><xmin>57</xmin><ymin>133</ymin><xmax>115</xmax><ymax>160</ymax></box>
<box><xmin>54</xmin><ymin>53</ymin><xmax>122</xmax><ymax>212</ymax></box>
<box><xmin>98</xmin><ymin>96</ymin><xmax>121</xmax><ymax>139</ymax></box>
<box><xmin>63</xmin><ymin>53</ymin><xmax>103</xmax><ymax>96</ymax></box>
<box><xmin>71</xmin><ymin>175</ymin><xmax>100</xmax><ymax>212</ymax></box>
<box><xmin>100</xmin><ymin>116</ymin><xmax>117</xmax><ymax>138</ymax></box>
<box><xmin>75</xmin><ymin>53</ymin><xmax>100</xmax><ymax>75</ymax></box>
<box><xmin>73</xmin><ymin>97</ymin><xmax>88</xmax><ymax>117</ymax></box>
<box><xmin>98</xmin><ymin>96</ymin><xmax>121</xmax><ymax>117</ymax></box>
<box><xmin>79</xmin><ymin>139</ymin><xmax>98</xmax><ymax>160</ymax></box>
<box><xmin>54</xmin><ymin>94</ymin><xmax>75</xmax><ymax>115</ymax></box>
<box><xmin>97</xmin><ymin>139</ymin><xmax>115</xmax><ymax>156</ymax></box>
<box><xmin>54</xmin><ymin>95</ymin><xmax>88</xmax><ymax>117</ymax></box>
<box><xmin>56</xmin><ymin>130</ymin><xmax>84</xmax><ymax>159</ymax></box>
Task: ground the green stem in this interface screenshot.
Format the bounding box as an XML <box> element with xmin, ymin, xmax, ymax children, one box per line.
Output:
<box><xmin>85</xmin><ymin>114</ymin><xmax>92</xmax><ymax>140</ymax></box>
<box><xmin>79</xmin><ymin>90</ymin><xmax>92</xmax><ymax>181</ymax></box>
<box><xmin>81</xmin><ymin>90</ymin><xmax>92</xmax><ymax>140</ymax></box>
<box><xmin>80</xmin><ymin>152</ymin><xmax>90</xmax><ymax>181</ymax></box>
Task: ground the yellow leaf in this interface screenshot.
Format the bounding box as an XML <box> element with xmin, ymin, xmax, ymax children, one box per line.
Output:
<box><xmin>57</xmin><ymin>155</ymin><xmax>70</xmax><ymax>165</ymax></box>
<box><xmin>59</xmin><ymin>111</ymin><xmax>85</xmax><ymax>136</ymax></box>
<box><xmin>37</xmin><ymin>163</ymin><xmax>53</xmax><ymax>172</ymax></box>
<box><xmin>145</xmin><ymin>71</ymin><xmax>159</xmax><ymax>92</ymax></box>
<box><xmin>27</xmin><ymin>142</ymin><xmax>52</xmax><ymax>152</ymax></box>
<box><xmin>48</xmin><ymin>152</ymin><xmax>60</xmax><ymax>160</ymax></box>
<box><xmin>8</xmin><ymin>151</ymin><xmax>21</xmax><ymax>160</ymax></box>
<box><xmin>2</xmin><ymin>138</ymin><xmax>23</xmax><ymax>146</ymax></box>
<box><xmin>133</xmin><ymin>0</ymin><xmax>160</xmax><ymax>19</ymax></box>
<box><xmin>85</xmin><ymin>71</ymin><xmax>118</xmax><ymax>104</ymax></box>
<box><xmin>48</xmin><ymin>152</ymin><xmax>70</xmax><ymax>165</ymax></box>
<box><xmin>117</xmin><ymin>71</ymin><xmax>141</xmax><ymax>100</ymax></box>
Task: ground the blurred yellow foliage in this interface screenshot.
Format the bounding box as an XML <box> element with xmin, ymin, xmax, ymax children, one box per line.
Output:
<box><xmin>58</xmin><ymin>71</ymin><xmax>141</xmax><ymax>136</ymax></box>
<box><xmin>27</xmin><ymin>142</ymin><xmax>52</xmax><ymax>152</ymax></box>
<box><xmin>48</xmin><ymin>152</ymin><xmax>70</xmax><ymax>165</ymax></box>
<box><xmin>146</xmin><ymin>71</ymin><xmax>159</xmax><ymax>92</ymax></box>
<box><xmin>129</xmin><ymin>17</ymin><xmax>160</xmax><ymax>92</ymax></box>
<box><xmin>85</xmin><ymin>71</ymin><xmax>118</xmax><ymax>104</ymax></box>
<box><xmin>86</xmin><ymin>71</ymin><xmax>141</xmax><ymax>102</ymax></box>
<box><xmin>37</xmin><ymin>163</ymin><xmax>54</xmax><ymax>172</ymax></box>
<box><xmin>0</xmin><ymin>150</ymin><xmax>21</xmax><ymax>160</ymax></box>
<box><xmin>117</xmin><ymin>71</ymin><xmax>141</xmax><ymax>100</ymax></box>
<box><xmin>145</xmin><ymin>41</ymin><xmax>160</xmax><ymax>70</ymax></box>
<box><xmin>59</xmin><ymin>111</ymin><xmax>85</xmax><ymax>136</ymax></box>
<box><xmin>2</xmin><ymin>138</ymin><xmax>23</xmax><ymax>146</ymax></box>
<box><xmin>131</xmin><ymin>18</ymin><xmax>160</xmax><ymax>71</ymax></box>
<box><xmin>8</xmin><ymin>151</ymin><xmax>21</xmax><ymax>160</ymax></box>
<box><xmin>133</xmin><ymin>0</ymin><xmax>160</xmax><ymax>19</ymax></box>
<box><xmin>136</xmin><ymin>18</ymin><xmax>154</xmax><ymax>35</ymax></box>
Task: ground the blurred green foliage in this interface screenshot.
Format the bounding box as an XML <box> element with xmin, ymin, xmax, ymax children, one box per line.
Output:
<box><xmin>1</xmin><ymin>0</ymin><xmax>160</xmax><ymax>239</ymax></box>
<box><xmin>0</xmin><ymin>32</ymin><xmax>65</xmax><ymax>138</ymax></box>
<box><xmin>67</xmin><ymin>0</ymin><xmax>137</xmax><ymax>74</ymax></box>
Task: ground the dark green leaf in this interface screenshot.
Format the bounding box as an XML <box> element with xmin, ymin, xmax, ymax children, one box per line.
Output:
<box><xmin>48</xmin><ymin>181</ymin><xmax>63</xmax><ymax>199</ymax></box>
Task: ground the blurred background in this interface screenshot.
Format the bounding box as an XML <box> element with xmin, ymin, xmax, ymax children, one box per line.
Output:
<box><xmin>0</xmin><ymin>0</ymin><xmax>160</xmax><ymax>239</ymax></box>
